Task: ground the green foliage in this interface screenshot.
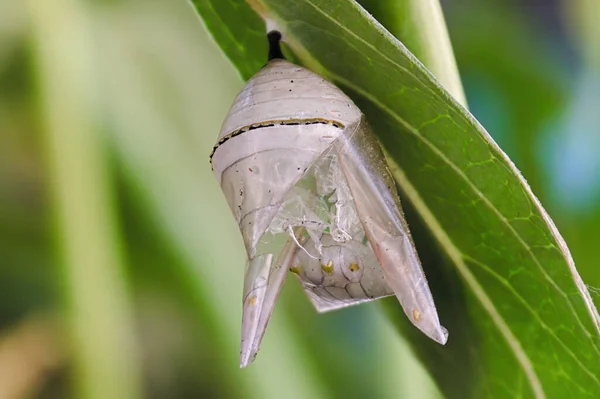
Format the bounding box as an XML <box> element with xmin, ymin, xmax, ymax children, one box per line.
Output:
<box><xmin>193</xmin><ymin>0</ymin><xmax>600</xmax><ymax>398</ymax></box>
<box><xmin>2</xmin><ymin>0</ymin><xmax>599</xmax><ymax>398</ymax></box>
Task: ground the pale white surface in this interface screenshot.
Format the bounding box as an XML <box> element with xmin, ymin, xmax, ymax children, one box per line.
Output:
<box><xmin>293</xmin><ymin>233</ymin><xmax>395</xmax><ymax>312</ymax></box>
<box><xmin>218</xmin><ymin>59</ymin><xmax>361</xmax><ymax>139</ymax></box>
<box><xmin>336</xmin><ymin>118</ymin><xmax>448</xmax><ymax>344</ymax></box>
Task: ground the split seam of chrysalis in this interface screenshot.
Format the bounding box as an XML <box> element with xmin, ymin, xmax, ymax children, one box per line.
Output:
<box><xmin>209</xmin><ymin>118</ymin><xmax>344</xmax><ymax>163</ymax></box>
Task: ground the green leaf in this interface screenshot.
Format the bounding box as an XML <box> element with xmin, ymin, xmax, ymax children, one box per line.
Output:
<box><xmin>190</xmin><ymin>0</ymin><xmax>264</xmax><ymax>80</ymax></box>
<box><xmin>191</xmin><ymin>0</ymin><xmax>600</xmax><ymax>398</ymax></box>
<box><xmin>357</xmin><ymin>0</ymin><xmax>466</xmax><ymax>106</ymax></box>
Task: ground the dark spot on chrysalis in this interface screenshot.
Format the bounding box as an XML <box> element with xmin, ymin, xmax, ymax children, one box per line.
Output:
<box><xmin>267</xmin><ymin>30</ymin><xmax>285</xmax><ymax>61</ymax></box>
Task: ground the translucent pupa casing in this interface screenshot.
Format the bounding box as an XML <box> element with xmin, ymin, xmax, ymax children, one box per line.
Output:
<box><xmin>210</xmin><ymin>47</ymin><xmax>447</xmax><ymax>367</ymax></box>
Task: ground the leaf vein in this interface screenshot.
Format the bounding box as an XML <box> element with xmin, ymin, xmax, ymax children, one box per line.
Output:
<box><xmin>466</xmin><ymin>255</ymin><xmax>600</xmax><ymax>387</ymax></box>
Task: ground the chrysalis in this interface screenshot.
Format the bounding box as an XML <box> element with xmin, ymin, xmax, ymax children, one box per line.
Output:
<box><xmin>210</xmin><ymin>31</ymin><xmax>448</xmax><ymax>367</ymax></box>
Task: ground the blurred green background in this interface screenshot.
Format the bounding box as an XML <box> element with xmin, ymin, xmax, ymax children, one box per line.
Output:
<box><xmin>1</xmin><ymin>0</ymin><xmax>598</xmax><ymax>398</ymax></box>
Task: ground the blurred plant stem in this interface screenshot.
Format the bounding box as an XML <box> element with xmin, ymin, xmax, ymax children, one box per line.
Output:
<box><xmin>360</xmin><ymin>0</ymin><xmax>466</xmax><ymax>106</ymax></box>
<box><xmin>26</xmin><ymin>1</ymin><xmax>142</xmax><ymax>398</ymax></box>
<box><xmin>562</xmin><ymin>0</ymin><xmax>600</xmax><ymax>71</ymax></box>
<box><xmin>93</xmin><ymin>1</ymin><xmax>328</xmax><ymax>397</ymax></box>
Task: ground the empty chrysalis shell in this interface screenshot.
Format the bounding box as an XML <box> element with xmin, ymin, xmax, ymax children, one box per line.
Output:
<box><xmin>210</xmin><ymin>31</ymin><xmax>448</xmax><ymax>367</ymax></box>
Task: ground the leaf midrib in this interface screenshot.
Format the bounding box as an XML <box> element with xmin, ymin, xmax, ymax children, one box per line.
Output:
<box><xmin>466</xmin><ymin>255</ymin><xmax>600</xmax><ymax>389</ymax></box>
<box><xmin>385</xmin><ymin>159</ymin><xmax>546</xmax><ymax>399</ymax></box>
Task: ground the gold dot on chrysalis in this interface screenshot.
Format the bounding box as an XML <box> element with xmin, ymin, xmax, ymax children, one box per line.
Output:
<box><xmin>412</xmin><ymin>309</ymin><xmax>421</xmax><ymax>321</ymax></box>
<box><xmin>289</xmin><ymin>265</ymin><xmax>301</xmax><ymax>274</ymax></box>
<box><xmin>321</xmin><ymin>260</ymin><xmax>334</xmax><ymax>273</ymax></box>
<box><xmin>248</xmin><ymin>296</ymin><xmax>257</xmax><ymax>305</ymax></box>
<box><xmin>349</xmin><ymin>262</ymin><xmax>360</xmax><ymax>272</ymax></box>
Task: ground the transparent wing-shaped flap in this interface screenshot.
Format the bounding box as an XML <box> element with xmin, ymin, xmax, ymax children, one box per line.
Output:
<box><xmin>335</xmin><ymin>117</ymin><xmax>448</xmax><ymax>345</ymax></box>
<box><xmin>240</xmin><ymin>254</ymin><xmax>272</xmax><ymax>367</ymax></box>
<box><xmin>221</xmin><ymin>150</ymin><xmax>311</xmax><ymax>257</ymax></box>
<box><xmin>214</xmin><ymin>125</ymin><xmax>341</xmax><ymax>257</ymax></box>
<box><xmin>240</xmin><ymin>236</ymin><xmax>302</xmax><ymax>367</ymax></box>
